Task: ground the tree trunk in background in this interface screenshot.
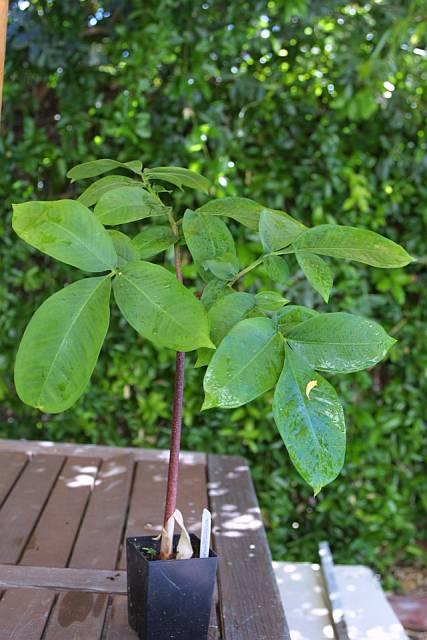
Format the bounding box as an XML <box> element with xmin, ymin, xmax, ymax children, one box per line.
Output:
<box><xmin>0</xmin><ymin>0</ymin><xmax>9</xmax><ymax>121</ymax></box>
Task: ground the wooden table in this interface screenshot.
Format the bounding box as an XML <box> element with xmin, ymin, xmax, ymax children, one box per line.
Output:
<box><xmin>0</xmin><ymin>439</ymin><xmax>290</xmax><ymax>640</ymax></box>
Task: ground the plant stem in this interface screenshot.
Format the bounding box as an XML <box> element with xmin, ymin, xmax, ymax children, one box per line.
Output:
<box><xmin>229</xmin><ymin>256</ymin><xmax>264</xmax><ymax>286</ymax></box>
<box><xmin>160</xmin><ymin>243</ymin><xmax>186</xmax><ymax>559</ymax></box>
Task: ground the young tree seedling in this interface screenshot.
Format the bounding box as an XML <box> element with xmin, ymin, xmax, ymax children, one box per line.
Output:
<box><xmin>12</xmin><ymin>160</ymin><xmax>413</xmax><ymax>559</ymax></box>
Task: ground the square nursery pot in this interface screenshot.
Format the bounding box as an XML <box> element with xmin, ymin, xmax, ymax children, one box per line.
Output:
<box><xmin>127</xmin><ymin>533</ymin><xmax>217</xmax><ymax>640</ymax></box>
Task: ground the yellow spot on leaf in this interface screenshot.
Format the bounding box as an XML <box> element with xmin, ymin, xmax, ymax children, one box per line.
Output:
<box><xmin>305</xmin><ymin>380</ymin><xmax>318</xmax><ymax>399</ymax></box>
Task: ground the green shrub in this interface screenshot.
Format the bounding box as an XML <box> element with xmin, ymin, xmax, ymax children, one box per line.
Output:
<box><xmin>2</xmin><ymin>0</ymin><xmax>426</xmax><ymax>585</ymax></box>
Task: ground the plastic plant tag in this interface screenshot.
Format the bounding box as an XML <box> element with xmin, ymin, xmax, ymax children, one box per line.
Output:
<box><xmin>174</xmin><ymin>509</ymin><xmax>193</xmax><ymax>560</ymax></box>
<box><xmin>200</xmin><ymin>508</ymin><xmax>212</xmax><ymax>559</ymax></box>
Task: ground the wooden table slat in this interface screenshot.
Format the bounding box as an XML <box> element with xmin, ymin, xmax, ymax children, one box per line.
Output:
<box><xmin>0</xmin><ymin>453</ymin><xmax>65</xmax><ymax>564</ymax></box>
<box><xmin>0</xmin><ymin>441</ymin><xmax>289</xmax><ymax>640</ymax></box>
<box><xmin>22</xmin><ymin>456</ymin><xmax>100</xmax><ymax>568</ymax></box>
<box><xmin>0</xmin><ymin>565</ymin><xmax>126</xmax><ymax>595</ymax></box>
<box><xmin>0</xmin><ymin>453</ymin><xmax>69</xmax><ymax>640</ymax></box>
<box><xmin>208</xmin><ymin>454</ymin><xmax>290</xmax><ymax>640</ymax></box>
<box><xmin>0</xmin><ymin>452</ymin><xmax>28</xmax><ymax>508</ymax></box>
<box><xmin>42</xmin><ymin>454</ymin><xmax>134</xmax><ymax>640</ymax></box>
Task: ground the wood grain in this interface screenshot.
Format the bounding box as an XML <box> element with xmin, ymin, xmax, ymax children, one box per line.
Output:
<box><xmin>207</xmin><ymin>454</ymin><xmax>290</xmax><ymax>640</ymax></box>
<box><xmin>0</xmin><ymin>451</ymin><xmax>27</xmax><ymax>507</ymax></box>
<box><xmin>42</xmin><ymin>455</ymin><xmax>134</xmax><ymax>640</ymax></box>
<box><xmin>0</xmin><ymin>565</ymin><xmax>126</xmax><ymax>595</ymax></box>
<box><xmin>0</xmin><ymin>453</ymin><xmax>64</xmax><ymax>564</ymax></box>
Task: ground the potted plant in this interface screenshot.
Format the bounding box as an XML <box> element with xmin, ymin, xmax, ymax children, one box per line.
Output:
<box><xmin>12</xmin><ymin>159</ymin><xmax>413</xmax><ymax>639</ymax></box>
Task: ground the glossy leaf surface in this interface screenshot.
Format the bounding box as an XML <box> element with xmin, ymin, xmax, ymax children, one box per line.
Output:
<box><xmin>204</xmin><ymin>253</ymin><xmax>239</xmax><ymax>280</ymax></box>
<box><xmin>12</xmin><ymin>200</ymin><xmax>117</xmax><ymax>272</ymax></box>
<box><xmin>273</xmin><ymin>346</ymin><xmax>346</xmax><ymax>494</ymax></box>
<box><xmin>182</xmin><ymin>209</ymin><xmax>238</xmax><ymax>280</ymax></box>
<box><xmin>276</xmin><ymin>305</ymin><xmax>319</xmax><ymax>335</ymax></box>
<box><xmin>108</xmin><ymin>231</ymin><xmax>139</xmax><ymax>267</ymax></box>
<box><xmin>255</xmin><ymin>291</ymin><xmax>289</xmax><ymax>311</ymax></box>
<box><xmin>78</xmin><ymin>175</ymin><xmax>140</xmax><ymax>207</ymax></box>
<box><xmin>264</xmin><ymin>255</ymin><xmax>290</xmax><ymax>284</ymax></box>
<box><xmin>113</xmin><ymin>261</ymin><xmax>213</xmax><ymax>351</ymax></box>
<box><xmin>67</xmin><ymin>159</ymin><xmax>142</xmax><ymax>181</ymax></box>
<box><xmin>132</xmin><ymin>225</ymin><xmax>176</xmax><ymax>259</ymax></box>
<box><xmin>296</xmin><ymin>251</ymin><xmax>333</xmax><ymax>302</ymax></box>
<box><xmin>15</xmin><ymin>276</ymin><xmax>111</xmax><ymax>413</ymax></box>
<box><xmin>288</xmin><ymin>312</ymin><xmax>396</xmax><ymax>373</ymax></box>
<box><xmin>145</xmin><ymin>166</ymin><xmax>209</xmax><ymax>193</ymax></box>
<box><xmin>203</xmin><ymin>317</ymin><xmax>284</xmax><ymax>409</ymax></box>
<box><xmin>259</xmin><ymin>209</ymin><xmax>306</xmax><ymax>251</ymax></box>
<box><xmin>94</xmin><ymin>186</ymin><xmax>166</xmax><ymax>225</ymax></box>
<box><xmin>293</xmin><ymin>224</ymin><xmax>413</xmax><ymax>268</ymax></box>
<box><xmin>196</xmin><ymin>197</ymin><xmax>264</xmax><ymax>230</ymax></box>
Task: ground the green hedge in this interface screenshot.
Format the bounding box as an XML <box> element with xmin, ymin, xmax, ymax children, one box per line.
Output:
<box><xmin>2</xmin><ymin>0</ymin><xmax>426</xmax><ymax>585</ymax></box>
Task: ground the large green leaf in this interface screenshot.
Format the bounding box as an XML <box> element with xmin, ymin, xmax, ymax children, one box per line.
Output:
<box><xmin>200</xmin><ymin>279</ymin><xmax>232</xmax><ymax>310</ymax></box>
<box><xmin>195</xmin><ymin>291</ymin><xmax>256</xmax><ymax>369</ymax></box>
<box><xmin>293</xmin><ymin>224</ymin><xmax>413</xmax><ymax>268</ymax></box>
<box><xmin>108</xmin><ymin>231</ymin><xmax>139</xmax><ymax>267</ymax></box>
<box><xmin>144</xmin><ymin>166</ymin><xmax>210</xmax><ymax>193</ymax></box>
<box><xmin>204</xmin><ymin>254</ymin><xmax>239</xmax><ymax>281</ymax></box>
<box><xmin>196</xmin><ymin>197</ymin><xmax>264</xmax><ymax>230</ymax></box>
<box><xmin>273</xmin><ymin>346</ymin><xmax>346</xmax><ymax>494</ymax></box>
<box><xmin>94</xmin><ymin>186</ymin><xmax>166</xmax><ymax>226</ymax></box>
<box><xmin>275</xmin><ymin>305</ymin><xmax>319</xmax><ymax>335</ymax></box>
<box><xmin>209</xmin><ymin>292</ymin><xmax>256</xmax><ymax>345</ymax></box>
<box><xmin>264</xmin><ymin>255</ymin><xmax>290</xmax><ymax>284</ymax></box>
<box><xmin>12</xmin><ymin>200</ymin><xmax>117</xmax><ymax>272</ymax></box>
<box><xmin>255</xmin><ymin>291</ymin><xmax>289</xmax><ymax>311</ymax></box>
<box><xmin>202</xmin><ymin>317</ymin><xmax>284</xmax><ymax>409</ymax></box>
<box><xmin>182</xmin><ymin>209</ymin><xmax>238</xmax><ymax>280</ymax></box>
<box><xmin>113</xmin><ymin>261</ymin><xmax>214</xmax><ymax>351</ymax></box>
<box><xmin>259</xmin><ymin>209</ymin><xmax>306</xmax><ymax>251</ymax></box>
<box><xmin>132</xmin><ymin>225</ymin><xmax>176</xmax><ymax>259</ymax></box>
<box><xmin>78</xmin><ymin>175</ymin><xmax>141</xmax><ymax>207</ymax></box>
<box><xmin>296</xmin><ymin>251</ymin><xmax>333</xmax><ymax>302</ymax></box>
<box><xmin>287</xmin><ymin>312</ymin><xmax>396</xmax><ymax>373</ymax></box>
<box><xmin>67</xmin><ymin>159</ymin><xmax>142</xmax><ymax>181</ymax></box>
<box><xmin>14</xmin><ymin>276</ymin><xmax>111</xmax><ymax>413</ymax></box>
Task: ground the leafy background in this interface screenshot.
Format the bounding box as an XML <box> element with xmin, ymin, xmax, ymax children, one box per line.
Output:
<box><xmin>1</xmin><ymin>0</ymin><xmax>426</xmax><ymax>586</ymax></box>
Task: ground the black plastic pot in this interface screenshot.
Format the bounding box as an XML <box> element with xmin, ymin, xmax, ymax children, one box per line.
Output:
<box><xmin>127</xmin><ymin>533</ymin><xmax>217</xmax><ymax>640</ymax></box>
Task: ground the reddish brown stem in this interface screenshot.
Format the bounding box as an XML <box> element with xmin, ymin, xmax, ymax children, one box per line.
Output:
<box><xmin>161</xmin><ymin>244</ymin><xmax>186</xmax><ymax>557</ymax></box>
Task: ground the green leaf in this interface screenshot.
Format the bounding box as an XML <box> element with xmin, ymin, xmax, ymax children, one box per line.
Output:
<box><xmin>259</xmin><ymin>209</ymin><xmax>306</xmax><ymax>251</ymax></box>
<box><xmin>108</xmin><ymin>231</ymin><xmax>139</xmax><ymax>267</ymax></box>
<box><xmin>94</xmin><ymin>186</ymin><xmax>166</xmax><ymax>226</ymax></box>
<box><xmin>200</xmin><ymin>279</ymin><xmax>232</xmax><ymax>310</ymax></box>
<box><xmin>287</xmin><ymin>312</ymin><xmax>396</xmax><ymax>373</ymax></box>
<box><xmin>12</xmin><ymin>200</ymin><xmax>117</xmax><ymax>272</ymax></box>
<box><xmin>113</xmin><ymin>261</ymin><xmax>213</xmax><ymax>351</ymax></box>
<box><xmin>209</xmin><ymin>292</ymin><xmax>256</xmax><ymax>345</ymax></box>
<box><xmin>255</xmin><ymin>291</ymin><xmax>289</xmax><ymax>311</ymax></box>
<box><xmin>196</xmin><ymin>197</ymin><xmax>264</xmax><ymax>230</ymax></box>
<box><xmin>264</xmin><ymin>255</ymin><xmax>290</xmax><ymax>284</ymax></box>
<box><xmin>195</xmin><ymin>291</ymin><xmax>255</xmax><ymax>369</ymax></box>
<box><xmin>144</xmin><ymin>166</ymin><xmax>210</xmax><ymax>193</ymax></box>
<box><xmin>182</xmin><ymin>209</ymin><xmax>238</xmax><ymax>281</ymax></box>
<box><xmin>132</xmin><ymin>225</ymin><xmax>176</xmax><ymax>259</ymax></box>
<box><xmin>293</xmin><ymin>224</ymin><xmax>413</xmax><ymax>268</ymax></box>
<box><xmin>204</xmin><ymin>254</ymin><xmax>239</xmax><ymax>281</ymax></box>
<box><xmin>273</xmin><ymin>346</ymin><xmax>346</xmax><ymax>494</ymax></box>
<box><xmin>296</xmin><ymin>252</ymin><xmax>333</xmax><ymax>302</ymax></box>
<box><xmin>275</xmin><ymin>305</ymin><xmax>319</xmax><ymax>335</ymax></box>
<box><xmin>195</xmin><ymin>348</ymin><xmax>214</xmax><ymax>369</ymax></box>
<box><xmin>203</xmin><ymin>317</ymin><xmax>284</xmax><ymax>409</ymax></box>
<box><xmin>14</xmin><ymin>276</ymin><xmax>111</xmax><ymax>413</ymax></box>
<box><xmin>78</xmin><ymin>175</ymin><xmax>141</xmax><ymax>207</ymax></box>
<box><xmin>67</xmin><ymin>159</ymin><xmax>142</xmax><ymax>182</ymax></box>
